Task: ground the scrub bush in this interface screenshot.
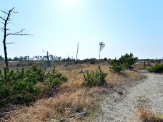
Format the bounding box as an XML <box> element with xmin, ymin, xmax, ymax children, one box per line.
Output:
<box><xmin>110</xmin><ymin>53</ymin><xmax>138</xmax><ymax>73</ymax></box>
<box><xmin>148</xmin><ymin>64</ymin><xmax>163</xmax><ymax>73</ymax></box>
<box><xmin>0</xmin><ymin>64</ymin><xmax>68</xmax><ymax>106</ymax></box>
<box><xmin>82</xmin><ymin>66</ymin><xmax>108</xmax><ymax>87</ymax></box>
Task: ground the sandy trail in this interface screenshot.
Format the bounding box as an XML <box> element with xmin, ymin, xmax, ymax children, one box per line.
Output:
<box><xmin>95</xmin><ymin>72</ymin><xmax>163</xmax><ymax>122</ymax></box>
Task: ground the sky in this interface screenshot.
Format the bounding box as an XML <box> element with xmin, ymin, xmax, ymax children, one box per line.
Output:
<box><xmin>0</xmin><ymin>0</ymin><xmax>163</xmax><ymax>60</ymax></box>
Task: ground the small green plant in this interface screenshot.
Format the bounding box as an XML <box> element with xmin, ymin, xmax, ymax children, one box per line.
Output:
<box><xmin>82</xmin><ymin>66</ymin><xmax>108</xmax><ymax>87</ymax></box>
<box><xmin>148</xmin><ymin>64</ymin><xmax>163</xmax><ymax>73</ymax></box>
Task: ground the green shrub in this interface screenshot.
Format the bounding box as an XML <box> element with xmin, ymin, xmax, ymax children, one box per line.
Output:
<box><xmin>74</xmin><ymin>60</ymin><xmax>80</xmax><ymax>64</ymax></box>
<box><xmin>103</xmin><ymin>57</ymin><xmax>107</xmax><ymax>61</ymax></box>
<box><xmin>10</xmin><ymin>80</ymin><xmax>43</xmax><ymax>104</ymax></box>
<box><xmin>119</xmin><ymin>53</ymin><xmax>138</xmax><ymax>70</ymax></box>
<box><xmin>28</xmin><ymin>64</ymin><xmax>45</xmax><ymax>82</ymax></box>
<box><xmin>110</xmin><ymin>53</ymin><xmax>138</xmax><ymax>73</ymax></box>
<box><xmin>74</xmin><ymin>58</ymin><xmax>97</xmax><ymax>64</ymax></box>
<box><xmin>0</xmin><ymin>64</ymin><xmax>68</xmax><ymax>106</ymax></box>
<box><xmin>109</xmin><ymin>58</ymin><xmax>123</xmax><ymax>73</ymax></box>
<box><xmin>46</xmin><ymin>67</ymin><xmax>68</xmax><ymax>88</ymax></box>
<box><xmin>148</xmin><ymin>64</ymin><xmax>163</xmax><ymax>73</ymax></box>
<box><xmin>82</xmin><ymin>66</ymin><xmax>108</xmax><ymax>87</ymax></box>
<box><xmin>90</xmin><ymin>58</ymin><xmax>96</xmax><ymax>64</ymax></box>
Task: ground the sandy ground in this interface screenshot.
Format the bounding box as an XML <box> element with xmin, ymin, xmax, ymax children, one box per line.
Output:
<box><xmin>95</xmin><ymin>71</ymin><xmax>163</xmax><ymax>122</ymax></box>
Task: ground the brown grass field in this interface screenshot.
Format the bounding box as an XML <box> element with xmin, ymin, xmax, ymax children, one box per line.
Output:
<box><xmin>0</xmin><ymin>61</ymin><xmax>156</xmax><ymax>122</ymax></box>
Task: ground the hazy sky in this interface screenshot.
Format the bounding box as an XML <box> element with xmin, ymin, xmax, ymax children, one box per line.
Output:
<box><xmin>0</xmin><ymin>0</ymin><xmax>163</xmax><ymax>59</ymax></box>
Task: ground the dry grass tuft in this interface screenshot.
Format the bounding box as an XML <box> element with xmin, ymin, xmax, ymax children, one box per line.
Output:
<box><xmin>135</xmin><ymin>109</ymin><xmax>163</xmax><ymax>122</ymax></box>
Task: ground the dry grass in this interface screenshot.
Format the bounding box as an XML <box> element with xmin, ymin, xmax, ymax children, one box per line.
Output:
<box><xmin>8</xmin><ymin>87</ymin><xmax>105</xmax><ymax>122</ymax></box>
<box><xmin>105</xmin><ymin>69</ymin><xmax>147</xmax><ymax>90</ymax></box>
<box><xmin>135</xmin><ymin>109</ymin><xmax>163</xmax><ymax>122</ymax></box>
<box><xmin>1</xmin><ymin>63</ymin><xmax>146</xmax><ymax>122</ymax></box>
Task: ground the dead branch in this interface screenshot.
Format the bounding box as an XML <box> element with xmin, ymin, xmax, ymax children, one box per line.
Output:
<box><xmin>6</xmin><ymin>42</ymin><xmax>15</xmax><ymax>44</ymax></box>
<box><xmin>7</xmin><ymin>33</ymin><xmax>32</xmax><ymax>36</ymax></box>
<box><xmin>6</xmin><ymin>29</ymin><xmax>32</xmax><ymax>36</ymax></box>
<box><xmin>42</xmin><ymin>49</ymin><xmax>46</xmax><ymax>53</ymax></box>
<box><xmin>0</xmin><ymin>16</ymin><xmax>5</xmax><ymax>21</ymax></box>
<box><xmin>1</xmin><ymin>10</ymin><xmax>8</xmax><ymax>14</ymax></box>
<box><xmin>0</xmin><ymin>28</ymin><xmax>4</xmax><ymax>32</ymax></box>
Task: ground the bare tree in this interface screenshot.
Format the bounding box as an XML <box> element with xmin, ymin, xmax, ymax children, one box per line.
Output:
<box><xmin>42</xmin><ymin>49</ymin><xmax>49</xmax><ymax>61</ymax></box>
<box><xmin>76</xmin><ymin>42</ymin><xmax>80</xmax><ymax>60</ymax></box>
<box><xmin>0</xmin><ymin>7</ymin><xmax>32</xmax><ymax>69</ymax></box>
<box><xmin>99</xmin><ymin>42</ymin><xmax>105</xmax><ymax>59</ymax></box>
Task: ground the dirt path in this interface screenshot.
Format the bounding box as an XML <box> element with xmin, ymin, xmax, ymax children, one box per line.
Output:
<box><xmin>95</xmin><ymin>72</ymin><xmax>163</xmax><ymax>122</ymax></box>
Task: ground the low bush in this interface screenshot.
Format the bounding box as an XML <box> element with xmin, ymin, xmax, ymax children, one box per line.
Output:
<box><xmin>109</xmin><ymin>58</ymin><xmax>123</xmax><ymax>73</ymax></box>
<box><xmin>46</xmin><ymin>67</ymin><xmax>68</xmax><ymax>88</ymax></box>
<box><xmin>148</xmin><ymin>64</ymin><xmax>163</xmax><ymax>73</ymax></box>
<box><xmin>89</xmin><ymin>58</ymin><xmax>96</xmax><ymax>64</ymax></box>
<box><xmin>119</xmin><ymin>53</ymin><xmax>138</xmax><ymax>70</ymax></box>
<box><xmin>82</xmin><ymin>66</ymin><xmax>108</xmax><ymax>87</ymax></box>
<box><xmin>103</xmin><ymin>57</ymin><xmax>107</xmax><ymax>61</ymax></box>
<box><xmin>0</xmin><ymin>64</ymin><xmax>68</xmax><ymax>106</ymax></box>
<box><xmin>74</xmin><ymin>58</ymin><xmax>97</xmax><ymax>64</ymax></box>
<box><xmin>110</xmin><ymin>53</ymin><xmax>138</xmax><ymax>73</ymax></box>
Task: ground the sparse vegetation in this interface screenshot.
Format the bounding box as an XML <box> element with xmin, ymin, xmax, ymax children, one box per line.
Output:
<box><xmin>0</xmin><ymin>2</ymin><xmax>162</xmax><ymax>122</ymax></box>
<box><xmin>0</xmin><ymin>63</ymin><xmax>146</xmax><ymax>121</ymax></box>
